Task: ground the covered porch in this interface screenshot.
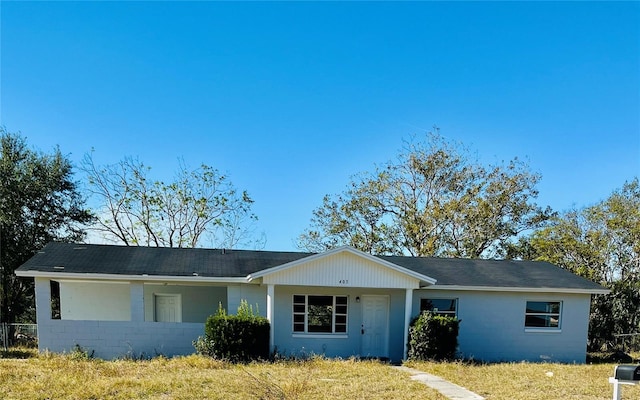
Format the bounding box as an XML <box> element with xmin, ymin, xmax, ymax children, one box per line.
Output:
<box><xmin>32</xmin><ymin>277</ymin><xmax>265</xmax><ymax>358</ymax></box>
<box><xmin>251</xmin><ymin>247</ymin><xmax>436</xmax><ymax>361</ymax></box>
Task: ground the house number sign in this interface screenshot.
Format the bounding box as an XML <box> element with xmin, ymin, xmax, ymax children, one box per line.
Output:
<box><xmin>338</xmin><ymin>279</ymin><xmax>349</xmax><ymax>284</ymax></box>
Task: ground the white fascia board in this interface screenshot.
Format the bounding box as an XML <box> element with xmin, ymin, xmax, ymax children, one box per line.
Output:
<box><xmin>14</xmin><ymin>270</ymin><xmax>248</xmax><ymax>284</ymax></box>
<box><xmin>425</xmin><ymin>285</ymin><xmax>610</xmax><ymax>295</ymax></box>
<box><xmin>247</xmin><ymin>245</ymin><xmax>437</xmax><ymax>285</ymax></box>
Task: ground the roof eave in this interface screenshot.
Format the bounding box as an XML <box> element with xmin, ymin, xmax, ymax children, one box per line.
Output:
<box><xmin>425</xmin><ymin>284</ymin><xmax>610</xmax><ymax>295</ymax></box>
<box><xmin>15</xmin><ymin>270</ymin><xmax>249</xmax><ymax>284</ymax></box>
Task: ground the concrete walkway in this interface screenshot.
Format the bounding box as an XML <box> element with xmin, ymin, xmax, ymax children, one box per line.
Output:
<box><xmin>393</xmin><ymin>366</ymin><xmax>485</xmax><ymax>400</ymax></box>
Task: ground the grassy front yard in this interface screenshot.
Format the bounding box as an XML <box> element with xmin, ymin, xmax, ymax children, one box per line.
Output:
<box><xmin>408</xmin><ymin>360</ymin><xmax>640</xmax><ymax>400</ymax></box>
<box><xmin>0</xmin><ymin>352</ymin><xmax>442</xmax><ymax>400</ymax></box>
<box><xmin>1</xmin><ymin>349</ymin><xmax>638</xmax><ymax>399</ymax></box>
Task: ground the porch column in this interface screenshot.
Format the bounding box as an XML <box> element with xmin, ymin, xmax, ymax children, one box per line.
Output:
<box><xmin>403</xmin><ymin>288</ymin><xmax>414</xmax><ymax>360</ymax></box>
<box><xmin>130</xmin><ymin>282</ymin><xmax>145</xmax><ymax>322</ymax></box>
<box><xmin>266</xmin><ymin>284</ymin><xmax>275</xmax><ymax>353</ymax></box>
<box><xmin>34</xmin><ymin>277</ymin><xmax>52</xmax><ymax>324</ymax></box>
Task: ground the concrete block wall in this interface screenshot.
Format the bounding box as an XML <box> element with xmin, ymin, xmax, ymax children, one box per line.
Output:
<box><xmin>38</xmin><ymin>320</ymin><xmax>204</xmax><ymax>359</ymax></box>
<box><xmin>412</xmin><ymin>289</ymin><xmax>592</xmax><ymax>363</ymax></box>
<box><xmin>35</xmin><ymin>277</ymin><xmax>206</xmax><ymax>359</ymax></box>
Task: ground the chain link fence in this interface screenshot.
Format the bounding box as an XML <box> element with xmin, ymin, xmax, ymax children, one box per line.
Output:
<box><xmin>613</xmin><ymin>333</ymin><xmax>640</xmax><ymax>353</ymax></box>
<box><xmin>0</xmin><ymin>323</ymin><xmax>38</xmax><ymax>351</ymax></box>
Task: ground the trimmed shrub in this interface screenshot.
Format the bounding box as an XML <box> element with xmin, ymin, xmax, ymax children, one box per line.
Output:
<box><xmin>408</xmin><ymin>311</ymin><xmax>460</xmax><ymax>361</ymax></box>
<box><xmin>198</xmin><ymin>300</ymin><xmax>270</xmax><ymax>362</ymax></box>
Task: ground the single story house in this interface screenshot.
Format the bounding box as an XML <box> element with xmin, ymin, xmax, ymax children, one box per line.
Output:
<box><xmin>16</xmin><ymin>242</ymin><xmax>608</xmax><ymax>362</ymax></box>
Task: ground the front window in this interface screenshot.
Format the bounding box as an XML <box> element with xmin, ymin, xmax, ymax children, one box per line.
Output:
<box><xmin>293</xmin><ymin>295</ymin><xmax>348</xmax><ymax>334</ymax></box>
<box><xmin>420</xmin><ymin>298</ymin><xmax>457</xmax><ymax>316</ymax></box>
<box><xmin>525</xmin><ymin>301</ymin><xmax>561</xmax><ymax>328</ymax></box>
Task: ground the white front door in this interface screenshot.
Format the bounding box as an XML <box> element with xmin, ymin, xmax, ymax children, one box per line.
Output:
<box><xmin>361</xmin><ymin>295</ymin><xmax>389</xmax><ymax>358</ymax></box>
<box><xmin>154</xmin><ymin>294</ymin><xmax>182</xmax><ymax>322</ymax></box>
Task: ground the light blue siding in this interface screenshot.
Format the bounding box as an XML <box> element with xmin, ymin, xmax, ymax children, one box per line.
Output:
<box><xmin>34</xmin><ymin>276</ymin><xmax>594</xmax><ymax>362</ymax></box>
<box><xmin>413</xmin><ymin>289</ymin><xmax>592</xmax><ymax>363</ymax></box>
<box><xmin>227</xmin><ymin>284</ymin><xmax>267</xmax><ymax>316</ymax></box>
<box><xmin>142</xmin><ymin>284</ymin><xmax>226</xmax><ymax>323</ymax></box>
<box><xmin>35</xmin><ymin>278</ymin><xmax>205</xmax><ymax>358</ymax></box>
<box><xmin>272</xmin><ymin>286</ymin><xmax>408</xmax><ymax>361</ymax></box>
<box><xmin>39</xmin><ymin>319</ymin><xmax>205</xmax><ymax>359</ymax></box>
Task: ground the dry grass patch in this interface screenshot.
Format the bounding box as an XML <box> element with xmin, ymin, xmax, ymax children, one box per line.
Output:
<box><xmin>407</xmin><ymin>360</ymin><xmax>640</xmax><ymax>400</ymax></box>
<box><xmin>0</xmin><ymin>354</ymin><xmax>445</xmax><ymax>399</ymax></box>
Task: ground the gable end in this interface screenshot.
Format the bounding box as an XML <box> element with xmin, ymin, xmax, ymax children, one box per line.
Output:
<box><xmin>255</xmin><ymin>248</ymin><xmax>431</xmax><ymax>289</ymax></box>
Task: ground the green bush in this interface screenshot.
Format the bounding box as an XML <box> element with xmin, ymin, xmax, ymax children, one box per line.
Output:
<box><xmin>408</xmin><ymin>311</ymin><xmax>460</xmax><ymax>361</ymax></box>
<box><xmin>193</xmin><ymin>335</ymin><xmax>215</xmax><ymax>356</ymax></box>
<box><xmin>197</xmin><ymin>300</ymin><xmax>270</xmax><ymax>362</ymax></box>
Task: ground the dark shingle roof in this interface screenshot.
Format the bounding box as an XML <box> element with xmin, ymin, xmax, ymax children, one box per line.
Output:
<box><xmin>380</xmin><ymin>255</ymin><xmax>606</xmax><ymax>291</ymax></box>
<box><xmin>16</xmin><ymin>242</ymin><xmax>606</xmax><ymax>292</ymax></box>
<box><xmin>16</xmin><ymin>242</ymin><xmax>312</xmax><ymax>278</ymax></box>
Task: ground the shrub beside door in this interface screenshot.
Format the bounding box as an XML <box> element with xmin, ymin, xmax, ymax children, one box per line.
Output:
<box><xmin>196</xmin><ymin>300</ymin><xmax>270</xmax><ymax>362</ymax></box>
<box><xmin>408</xmin><ymin>311</ymin><xmax>460</xmax><ymax>361</ymax></box>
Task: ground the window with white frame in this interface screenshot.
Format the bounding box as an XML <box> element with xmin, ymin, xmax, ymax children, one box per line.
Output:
<box><xmin>420</xmin><ymin>298</ymin><xmax>457</xmax><ymax>316</ymax></box>
<box><xmin>525</xmin><ymin>301</ymin><xmax>561</xmax><ymax>328</ymax></box>
<box><xmin>293</xmin><ymin>295</ymin><xmax>348</xmax><ymax>333</ymax></box>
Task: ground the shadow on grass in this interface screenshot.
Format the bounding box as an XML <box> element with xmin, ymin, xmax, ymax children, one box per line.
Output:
<box><xmin>0</xmin><ymin>347</ymin><xmax>38</xmax><ymax>359</ymax></box>
<box><xmin>587</xmin><ymin>351</ymin><xmax>638</xmax><ymax>364</ymax></box>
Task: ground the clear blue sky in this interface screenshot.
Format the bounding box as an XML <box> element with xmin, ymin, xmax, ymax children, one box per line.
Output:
<box><xmin>1</xmin><ymin>1</ymin><xmax>638</xmax><ymax>251</ymax></box>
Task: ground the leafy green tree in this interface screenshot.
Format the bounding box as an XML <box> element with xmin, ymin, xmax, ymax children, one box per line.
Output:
<box><xmin>82</xmin><ymin>153</ymin><xmax>260</xmax><ymax>249</ymax></box>
<box><xmin>299</xmin><ymin>131</ymin><xmax>553</xmax><ymax>258</ymax></box>
<box><xmin>0</xmin><ymin>129</ymin><xmax>93</xmax><ymax>323</ymax></box>
<box><xmin>508</xmin><ymin>178</ymin><xmax>640</xmax><ymax>350</ymax></box>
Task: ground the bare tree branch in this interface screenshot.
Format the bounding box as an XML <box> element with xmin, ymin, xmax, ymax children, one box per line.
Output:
<box><xmin>81</xmin><ymin>153</ymin><xmax>258</xmax><ymax>248</ymax></box>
